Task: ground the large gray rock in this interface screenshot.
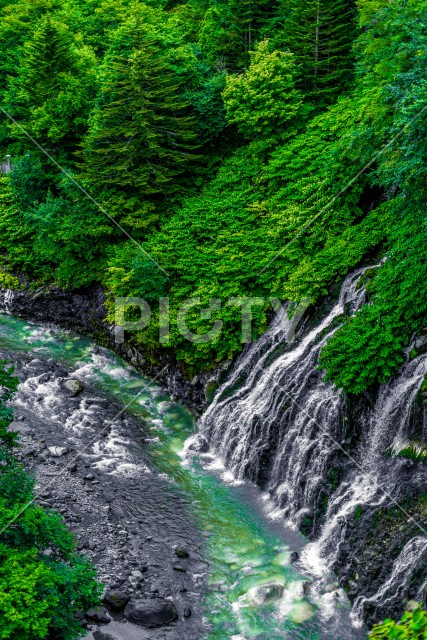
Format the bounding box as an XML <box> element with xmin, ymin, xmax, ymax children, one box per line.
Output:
<box><xmin>93</xmin><ymin>631</ymin><xmax>117</xmax><ymax>640</ymax></box>
<box><xmin>62</xmin><ymin>378</ymin><xmax>84</xmax><ymax>396</ymax></box>
<box><xmin>103</xmin><ymin>589</ymin><xmax>130</xmax><ymax>611</ymax></box>
<box><xmin>124</xmin><ymin>598</ymin><xmax>178</xmax><ymax>628</ymax></box>
<box><xmin>86</xmin><ymin>606</ymin><xmax>111</xmax><ymax>623</ymax></box>
<box><xmin>48</xmin><ymin>446</ymin><xmax>68</xmax><ymax>457</ymax></box>
<box><xmin>253</xmin><ymin>583</ymin><xmax>284</xmax><ymax>604</ymax></box>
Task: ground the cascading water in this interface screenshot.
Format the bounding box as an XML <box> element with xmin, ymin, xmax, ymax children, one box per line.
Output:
<box><xmin>200</xmin><ymin>267</ymin><xmax>427</xmax><ymax>624</ymax></box>
<box><xmin>200</xmin><ymin>268</ymin><xmax>369</xmax><ymax>527</ymax></box>
<box><xmin>307</xmin><ymin>353</ymin><xmax>427</xmax><ymax>625</ymax></box>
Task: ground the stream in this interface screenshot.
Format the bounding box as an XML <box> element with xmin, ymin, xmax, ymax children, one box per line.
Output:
<box><xmin>0</xmin><ymin>312</ymin><xmax>367</xmax><ymax>640</ymax></box>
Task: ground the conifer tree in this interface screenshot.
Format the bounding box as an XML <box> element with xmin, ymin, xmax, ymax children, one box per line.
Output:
<box><xmin>277</xmin><ymin>0</ymin><xmax>357</xmax><ymax>106</ymax></box>
<box><xmin>5</xmin><ymin>16</ymin><xmax>96</xmax><ymax>148</ymax></box>
<box><xmin>83</xmin><ymin>35</ymin><xmax>198</xmax><ymax>231</ymax></box>
<box><xmin>199</xmin><ymin>0</ymin><xmax>276</xmax><ymax>70</ymax></box>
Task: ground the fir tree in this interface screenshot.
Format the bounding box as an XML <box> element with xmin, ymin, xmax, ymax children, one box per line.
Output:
<box><xmin>4</xmin><ymin>16</ymin><xmax>96</xmax><ymax>148</ymax></box>
<box><xmin>199</xmin><ymin>0</ymin><xmax>276</xmax><ymax>70</ymax></box>
<box><xmin>83</xmin><ymin>37</ymin><xmax>198</xmax><ymax>231</ymax></box>
<box><xmin>277</xmin><ymin>0</ymin><xmax>357</xmax><ymax>106</ymax></box>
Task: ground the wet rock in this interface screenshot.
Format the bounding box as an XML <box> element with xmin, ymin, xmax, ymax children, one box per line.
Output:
<box><xmin>86</xmin><ymin>606</ymin><xmax>111</xmax><ymax>624</ymax></box>
<box><xmin>62</xmin><ymin>378</ymin><xmax>84</xmax><ymax>397</ymax></box>
<box><xmin>124</xmin><ymin>598</ymin><xmax>178</xmax><ymax>628</ymax></box>
<box><xmin>130</xmin><ymin>570</ymin><xmax>144</xmax><ymax>580</ymax></box>
<box><xmin>290</xmin><ymin>551</ymin><xmax>299</xmax><ymax>563</ymax></box>
<box><xmin>254</xmin><ymin>583</ymin><xmax>284</xmax><ymax>604</ymax></box>
<box><xmin>21</xmin><ymin>446</ymin><xmax>36</xmax><ymax>457</ymax></box>
<box><xmin>93</xmin><ymin>631</ymin><xmax>117</xmax><ymax>640</ymax></box>
<box><xmin>321</xmin><ymin>581</ymin><xmax>339</xmax><ymax>594</ymax></box>
<box><xmin>26</xmin><ymin>358</ymin><xmax>43</xmax><ymax>369</ymax></box>
<box><xmin>48</xmin><ymin>446</ymin><xmax>68</xmax><ymax>457</ymax></box>
<box><xmin>172</xmin><ymin>564</ymin><xmax>186</xmax><ymax>573</ymax></box>
<box><xmin>103</xmin><ymin>589</ymin><xmax>130</xmax><ymax>611</ymax></box>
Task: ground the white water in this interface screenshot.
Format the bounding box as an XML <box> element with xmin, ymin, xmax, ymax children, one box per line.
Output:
<box><xmin>201</xmin><ymin>269</ymin><xmax>369</xmax><ymax>526</ymax></box>
<box><xmin>201</xmin><ymin>267</ymin><xmax>427</xmax><ymax>624</ymax></box>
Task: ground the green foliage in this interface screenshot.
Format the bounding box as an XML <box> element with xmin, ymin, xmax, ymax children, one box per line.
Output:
<box><xmin>320</xmin><ymin>202</ymin><xmax>427</xmax><ymax>393</ymax></box>
<box><xmin>275</xmin><ymin>0</ymin><xmax>357</xmax><ymax>105</ymax></box>
<box><xmin>3</xmin><ymin>15</ymin><xmax>97</xmax><ymax>149</ymax></box>
<box><xmin>394</xmin><ymin>442</ymin><xmax>427</xmax><ymax>463</ymax></box>
<box><xmin>0</xmin><ymin>361</ymin><xmax>18</xmax><ymax>449</ymax></box>
<box><xmin>369</xmin><ymin>607</ymin><xmax>427</xmax><ymax>639</ymax></box>
<box><xmin>105</xmin><ymin>241</ymin><xmax>169</xmax><ymax>304</ymax></box>
<box><xmin>223</xmin><ymin>40</ymin><xmax>305</xmax><ymax>139</ymax></box>
<box><xmin>83</xmin><ymin>13</ymin><xmax>199</xmax><ymax>231</ymax></box>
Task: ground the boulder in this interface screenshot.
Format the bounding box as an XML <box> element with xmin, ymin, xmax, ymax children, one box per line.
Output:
<box><xmin>93</xmin><ymin>632</ymin><xmax>117</xmax><ymax>640</ymax></box>
<box><xmin>104</xmin><ymin>589</ymin><xmax>130</xmax><ymax>611</ymax></box>
<box><xmin>48</xmin><ymin>446</ymin><xmax>68</xmax><ymax>457</ymax></box>
<box><xmin>86</xmin><ymin>606</ymin><xmax>111</xmax><ymax>624</ymax></box>
<box><xmin>62</xmin><ymin>378</ymin><xmax>84</xmax><ymax>396</ymax></box>
<box><xmin>289</xmin><ymin>551</ymin><xmax>299</xmax><ymax>563</ymax></box>
<box><xmin>124</xmin><ymin>598</ymin><xmax>178</xmax><ymax>628</ymax></box>
<box><xmin>254</xmin><ymin>583</ymin><xmax>284</xmax><ymax>604</ymax></box>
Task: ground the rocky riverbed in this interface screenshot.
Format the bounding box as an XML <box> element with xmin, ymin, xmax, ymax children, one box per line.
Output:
<box><xmin>5</xmin><ymin>348</ymin><xmax>206</xmax><ymax>640</ymax></box>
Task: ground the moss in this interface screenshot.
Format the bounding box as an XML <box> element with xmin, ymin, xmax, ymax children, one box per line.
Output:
<box><xmin>354</xmin><ymin>504</ymin><xmax>363</xmax><ymax>521</ymax></box>
<box><xmin>355</xmin><ymin>266</ymin><xmax>379</xmax><ymax>292</ymax></box>
<box><xmin>205</xmin><ymin>380</ymin><xmax>218</xmax><ymax>404</ymax></box>
<box><xmin>396</xmin><ymin>441</ymin><xmax>427</xmax><ymax>462</ymax></box>
<box><xmin>409</xmin><ymin>348</ymin><xmax>418</xmax><ymax>361</ymax></box>
<box><xmin>0</xmin><ymin>269</ymin><xmax>19</xmax><ymax>289</ymax></box>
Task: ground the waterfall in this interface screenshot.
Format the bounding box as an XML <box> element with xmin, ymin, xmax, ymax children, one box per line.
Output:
<box><xmin>200</xmin><ymin>267</ymin><xmax>427</xmax><ymax>623</ymax></box>
<box><xmin>1</xmin><ymin>289</ymin><xmax>15</xmax><ymax>314</ymax></box>
<box><xmin>303</xmin><ymin>353</ymin><xmax>427</xmax><ymax>574</ymax></box>
<box><xmin>351</xmin><ymin>537</ymin><xmax>427</xmax><ymax>625</ymax></box>
<box><xmin>200</xmin><ymin>268</ymin><xmax>369</xmax><ymax>527</ymax></box>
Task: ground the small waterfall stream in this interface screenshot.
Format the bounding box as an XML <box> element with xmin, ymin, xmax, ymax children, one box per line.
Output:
<box><xmin>200</xmin><ymin>268</ymin><xmax>427</xmax><ymax>625</ymax></box>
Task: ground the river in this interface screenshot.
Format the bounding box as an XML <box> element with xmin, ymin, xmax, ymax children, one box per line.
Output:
<box><xmin>0</xmin><ymin>312</ymin><xmax>367</xmax><ymax>640</ymax></box>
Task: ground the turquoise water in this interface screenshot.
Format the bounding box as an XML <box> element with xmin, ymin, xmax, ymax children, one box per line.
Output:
<box><xmin>0</xmin><ymin>314</ymin><xmax>366</xmax><ymax>640</ymax></box>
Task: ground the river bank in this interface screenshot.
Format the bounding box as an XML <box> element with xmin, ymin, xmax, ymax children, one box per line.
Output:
<box><xmin>0</xmin><ymin>285</ymin><xmax>220</xmax><ymax>415</ymax></box>
<box><xmin>4</xmin><ymin>346</ymin><xmax>205</xmax><ymax>639</ymax></box>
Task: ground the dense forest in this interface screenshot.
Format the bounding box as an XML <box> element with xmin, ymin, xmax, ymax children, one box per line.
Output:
<box><xmin>1</xmin><ymin>1</ymin><xmax>427</xmax><ymax>636</ymax></box>
<box><xmin>0</xmin><ymin>0</ymin><xmax>426</xmax><ymax>394</ymax></box>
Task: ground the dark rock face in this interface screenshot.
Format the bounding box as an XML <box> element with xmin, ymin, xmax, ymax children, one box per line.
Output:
<box><xmin>124</xmin><ymin>598</ymin><xmax>178</xmax><ymax>628</ymax></box>
<box><xmin>0</xmin><ymin>286</ymin><xmax>226</xmax><ymax>415</ymax></box>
